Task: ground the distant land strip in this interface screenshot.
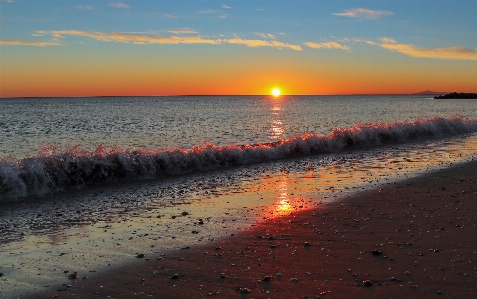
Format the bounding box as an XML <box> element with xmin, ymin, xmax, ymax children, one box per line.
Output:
<box><xmin>434</xmin><ymin>92</ymin><xmax>477</xmax><ymax>99</ymax></box>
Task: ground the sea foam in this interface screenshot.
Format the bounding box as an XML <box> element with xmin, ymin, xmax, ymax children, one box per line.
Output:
<box><xmin>1</xmin><ymin>116</ymin><xmax>476</xmax><ymax>200</ymax></box>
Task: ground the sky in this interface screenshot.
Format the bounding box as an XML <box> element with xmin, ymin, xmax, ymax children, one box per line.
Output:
<box><xmin>1</xmin><ymin>0</ymin><xmax>476</xmax><ymax>97</ymax></box>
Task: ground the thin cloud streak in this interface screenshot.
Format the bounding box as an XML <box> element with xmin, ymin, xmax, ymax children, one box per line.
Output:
<box><xmin>379</xmin><ymin>37</ymin><xmax>397</xmax><ymax>44</ymax></box>
<box><xmin>108</xmin><ymin>2</ymin><xmax>129</xmax><ymax>9</ymax></box>
<box><xmin>198</xmin><ymin>9</ymin><xmax>217</xmax><ymax>14</ymax></box>
<box><xmin>379</xmin><ymin>43</ymin><xmax>477</xmax><ymax>60</ymax></box>
<box><xmin>255</xmin><ymin>32</ymin><xmax>275</xmax><ymax>40</ymax></box>
<box><xmin>304</xmin><ymin>41</ymin><xmax>350</xmax><ymax>51</ymax></box>
<box><xmin>35</xmin><ymin>30</ymin><xmax>303</xmax><ymax>50</ymax></box>
<box><xmin>41</xmin><ymin>30</ymin><xmax>220</xmax><ymax>45</ymax></box>
<box><xmin>197</xmin><ymin>9</ymin><xmax>227</xmax><ymax>18</ymax></box>
<box><xmin>0</xmin><ymin>39</ymin><xmax>60</xmax><ymax>46</ymax></box>
<box><xmin>333</xmin><ymin>8</ymin><xmax>393</xmax><ymax>20</ymax></box>
<box><xmin>167</xmin><ymin>28</ymin><xmax>198</xmax><ymax>34</ymax></box>
<box><xmin>227</xmin><ymin>37</ymin><xmax>302</xmax><ymax>51</ymax></box>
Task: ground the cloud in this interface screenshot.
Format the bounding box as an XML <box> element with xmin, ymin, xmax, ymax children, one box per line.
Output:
<box><xmin>198</xmin><ymin>8</ymin><xmax>227</xmax><ymax>18</ymax></box>
<box><xmin>6</xmin><ymin>0</ymin><xmax>14</xmax><ymax>3</ymax></box>
<box><xmin>0</xmin><ymin>39</ymin><xmax>60</xmax><ymax>46</ymax></box>
<box><xmin>255</xmin><ymin>32</ymin><xmax>275</xmax><ymax>40</ymax></box>
<box><xmin>41</xmin><ymin>30</ymin><xmax>220</xmax><ymax>45</ymax></box>
<box><xmin>377</xmin><ymin>42</ymin><xmax>477</xmax><ymax>60</ymax></box>
<box><xmin>161</xmin><ymin>13</ymin><xmax>177</xmax><ymax>18</ymax></box>
<box><xmin>304</xmin><ymin>41</ymin><xmax>350</xmax><ymax>51</ymax></box>
<box><xmin>333</xmin><ymin>8</ymin><xmax>393</xmax><ymax>20</ymax></box>
<box><xmin>36</xmin><ymin>30</ymin><xmax>303</xmax><ymax>50</ymax></box>
<box><xmin>198</xmin><ymin>9</ymin><xmax>218</xmax><ymax>14</ymax></box>
<box><xmin>226</xmin><ymin>37</ymin><xmax>302</xmax><ymax>51</ymax></box>
<box><xmin>379</xmin><ymin>37</ymin><xmax>396</xmax><ymax>44</ymax></box>
<box><xmin>167</xmin><ymin>28</ymin><xmax>198</xmax><ymax>34</ymax></box>
<box><xmin>108</xmin><ymin>2</ymin><xmax>129</xmax><ymax>9</ymax></box>
<box><xmin>221</xmin><ymin>4</ymin><xmax>233</xmax><ymax>9</ymax></box>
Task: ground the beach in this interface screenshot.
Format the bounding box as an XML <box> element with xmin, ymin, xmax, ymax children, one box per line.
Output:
<box><xmin>25</xmin><ymin>159</ymin><xmax>477</xmax><ymax>299</ymax></box>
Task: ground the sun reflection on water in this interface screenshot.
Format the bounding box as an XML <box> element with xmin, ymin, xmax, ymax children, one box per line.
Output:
<box><xmin>270</xmin><ymin>99</ymin><xmax>285</xmax><ymax>139</ymax></box>
<box><xmin>274</xmin><ymin>178</ymin><xmax>293</xmax><ymax>215</ymax></box>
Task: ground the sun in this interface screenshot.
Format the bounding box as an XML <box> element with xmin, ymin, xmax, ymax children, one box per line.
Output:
<box><xmin>272</xmin><ymin>88</ymin><xmax>281</xmax><ymax>97</ymax></box>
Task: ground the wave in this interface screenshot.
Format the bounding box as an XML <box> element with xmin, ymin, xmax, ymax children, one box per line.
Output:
<box><xmin>1</xmin><ymin>116</ymin><xmax>476</xmax><ymax>200</ymax></box>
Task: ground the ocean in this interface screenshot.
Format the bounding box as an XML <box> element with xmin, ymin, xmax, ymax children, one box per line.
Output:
<box><xmin>1</xmin><ymin>95</ymin><xmax>477</xmax><ymax>296</ymax></box>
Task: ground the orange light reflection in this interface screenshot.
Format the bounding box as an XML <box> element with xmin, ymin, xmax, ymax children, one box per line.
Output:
<box><xmin>269</xmin><ymin>99</ymin><xmax>285</xmax><ymax>139</ymax></box>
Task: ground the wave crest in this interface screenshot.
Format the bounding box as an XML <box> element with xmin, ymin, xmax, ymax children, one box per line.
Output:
<box><xmin>1</xmin><ymin>116</ymin><xmax>476</xmax><ymax>200</ymax></box>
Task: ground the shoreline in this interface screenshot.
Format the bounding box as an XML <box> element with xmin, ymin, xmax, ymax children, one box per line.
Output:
<box><xmin>26</xmin><ymin>159</ymin><xmax>477</xmax><ymax>299</ymax></box>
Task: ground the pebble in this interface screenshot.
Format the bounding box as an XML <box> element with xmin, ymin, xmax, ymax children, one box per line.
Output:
<box><xmin>262</xmin><ymin>276</ymin><xmax>272</xmax><ymax>281</ymax></box>
<box><xmin>170</xmin><ymin>274</ymin><xmax>179</xmax><ymax>279</ymax></box>
<box><xmin>362</xmin><ymin>280</ymin><xmax>373</xmax><ymax>287</ymax></box>
<box><xmin>240</xmin><ymin>288</ymin><xmax>251</xmax><ymax>294</ymax></box>
<box><xmin>136</xmin><ymin>254</ymin><xmax>145</xmax><ymax>258</ymax></box>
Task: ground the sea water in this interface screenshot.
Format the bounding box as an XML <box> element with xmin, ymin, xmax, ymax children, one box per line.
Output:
<box><xmin>1</xmin><ymin>95</ymin><xmax>477</xmax><ymax>296</ymax></box>
<box><xmin>1</xmin><ymin>95</ymin><xmax>477</xmax><ymax>198</ymax></box>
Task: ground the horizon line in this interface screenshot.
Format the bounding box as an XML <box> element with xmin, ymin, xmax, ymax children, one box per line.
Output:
<box><xmin>1</xmin><ymin>92</ymin><xmax>466</xmax><ymax>99</ymax></box>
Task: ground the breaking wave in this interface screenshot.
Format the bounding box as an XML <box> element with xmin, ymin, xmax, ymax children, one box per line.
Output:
<box><xmin>1</xmin><ymin>116</ymin><xmax>476</xmax><ymax>200</ymax></box>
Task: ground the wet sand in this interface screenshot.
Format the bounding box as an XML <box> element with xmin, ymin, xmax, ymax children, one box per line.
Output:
<box><xmin>29</xmin><ymin>160</ymin><xmax>477</xmax><ymax>298</ymax></box>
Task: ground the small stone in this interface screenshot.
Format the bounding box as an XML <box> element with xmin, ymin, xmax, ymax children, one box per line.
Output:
<box><xmin>136</xmin><ymin>254</ymin><xmax>145</xmax><ymax>258</ymax></box>
<box><xmin>68</xmin><ymin>272</ymin><xmax>77</xmax><ymax>279</ymax></box>
<box><xmin>362</xmin><ymin>280</ymin><xmax>373</xmax><ymax>287</ymax></box>
<box><xmin>262</xmin><ymin>276</ymin><xmax>272</xmax><ymax>281</ymax></box>
<box><xmin>182</xmin><ymin>211</ymin><xmax>189</xmax><ymax>216</ymax></box>
<box><xmin>240</xmin><ymin>288</ymin><xmax>251</xmax><ymax>294</ymax></box>
<box><xmin>304</xmin><ymin>242</ymin><xmax>312</xmax><ymax>247</ymax></box>
<box><xmin>372</xmin><ymin>250</ymin><xmax>382</xmax><ymax>256</ymax></box>
<box><xmin>170</xmin><ymin>274</ymin><xmax>179</xmax><ymax>279</ymax></box>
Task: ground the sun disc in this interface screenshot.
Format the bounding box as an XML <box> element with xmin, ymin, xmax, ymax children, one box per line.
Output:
<box><xmin>272</xmin><ymin>88</ymin><xmax>281</xmax><ymax>97</ymax></box>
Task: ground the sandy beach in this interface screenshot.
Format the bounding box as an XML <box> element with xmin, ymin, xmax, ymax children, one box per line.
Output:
<box><xmin>23</xmin><ymin>159</ymin><xmax>477</xmax><ymax>299</ymax></box>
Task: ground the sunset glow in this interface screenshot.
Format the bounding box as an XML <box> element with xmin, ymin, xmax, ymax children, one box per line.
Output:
<box><xmin>272</xmin><ymin>88</ymin><xmax>281</xmax><ymax>97</ymax></box>
<box><xmin>0</xmin><ymin>1</ymin><xmax>476</xmax><ymax>97</ymax></box>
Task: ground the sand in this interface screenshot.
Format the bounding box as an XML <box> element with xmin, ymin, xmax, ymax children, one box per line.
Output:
<box><xmin>27</xmin><ymin>161</ymin><xmax>477</xmax><ymax>299</ymax></box>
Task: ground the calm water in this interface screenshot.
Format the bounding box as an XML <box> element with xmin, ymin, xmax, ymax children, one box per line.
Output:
<box><xmin>2</xmin><ymin>95</ymin><xmax>476</xmax><ymax>158</ymax></box>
